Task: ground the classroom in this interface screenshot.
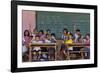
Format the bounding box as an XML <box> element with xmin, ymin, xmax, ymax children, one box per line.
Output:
<box><xmin>22</xmin><ymin>10</ymin><xmax>90</xmax><ymax>62</ymax></box>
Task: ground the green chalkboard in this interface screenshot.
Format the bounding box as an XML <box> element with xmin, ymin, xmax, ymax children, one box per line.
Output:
<box><xmin>36</xmin><ymin>11</ymin><xmax>90</xmax><ymax>39</ymax></box>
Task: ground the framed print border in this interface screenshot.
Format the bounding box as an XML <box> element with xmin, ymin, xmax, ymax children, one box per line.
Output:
<box><xmin>11</xmin><ymin>1</ymin><xmax>97</xmax><ymax>72</ymax></box>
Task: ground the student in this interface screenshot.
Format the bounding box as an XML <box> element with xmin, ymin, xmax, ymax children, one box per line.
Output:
<box><xmin>39</xmin><ymin>30</ymin><xmax>45</xmax><ymax>42</ymax></box>
<box><xmin>23</xmin><ymin>30</ymin><xmax>31</xmax><ymax>54</ymax></box>
<box><xmin>41</xmin><ymin>34</ymin><xmax>51</xmax><ymax>61</ymax></box>
<box><xmin>31</xmin><ymin>29</ymin><xmax>37</xmax><ymax>41</ymax></box>
<box><xmin>65</xmin><ymin>33</ymin><xmax>73</xmax><ymax>51</ymax></box>
<box><xmin>74</xmin><ymin>29</ymin><xmax>81</xmax><ymax>43</ymax></box>
<box><xmin>44</xmin><ymin>34</ymin><xmax>51</xmax><ymax>43</ymax></box>
<box><xmin>51</xmin><ymin>33</ymin><xmax>57</xmax><ymax>43</ymax></box>
<box><xmin>23</xmin><ymin>30</ymin><xmax>31</xmax><ymax>45</ymax></box>
<box><xmin>45</xmin><ymin>34</ymin><xmax>56</xmax><ymax>61</ymax></box>
<box><xmin>59</xmin><ymin>28</ymin><xmax>69</xmax><ymax>60</ymax></box>
<box><xmin>22</xmin><ymin>30</ymin><xmax>31</xmax><ymax>61</ymax></box>
<box><xmin>61</xmin><ymin>28</ymin><xmax>68</xmax><ymax>41</ymax></box>
<box><xmin>44</xmin><ymin>33</ymin><xmax>56</xmax><ymax>43</ymax></box>
<box><xmin>73</xmin><ymin>29</ymin><xmax>83</xmax><ymax>51</ymax></box>
<box><xmin>77</xmin><ymin>34</ymin><xmax>83</xmax><ymax>43</ymax></box>
<box><xmin>84</xmin><ymin>33</ymin><xmax>90</xmax><ymax>59</ymax></box>
<box><xmin>32</xmin><ymin>35</ymin><xmax>43</xmax><ymax>61</ymax></box>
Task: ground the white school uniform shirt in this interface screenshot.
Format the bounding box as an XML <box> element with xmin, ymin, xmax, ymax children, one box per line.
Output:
<box><xmin>32</xmin><ymin>41</ymin><xmax>43</xmax><ymax>51</ymax></box>
<box><xmin>45</xmin><ymin>39</ymin><xmax>51</xmax><ymax>43</ymax></box>
<box><xmin>32</xmin><ymin>34</ymin><xmax>36</xmax><ymax>40</ymax></box>
<box><xmin>74</xmin><ymin>33</ymin><xmax>79</xmax><ymax>42</ymax></box>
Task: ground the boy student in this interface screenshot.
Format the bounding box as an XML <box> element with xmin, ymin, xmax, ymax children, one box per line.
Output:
<box><xmin>51</xmin><ymin>33</ymin><xmax>57</xmax><ymax>43</ymax></box>
<box><xmin>59</xmin><ymin>28</ymin><xmax>69</xmax><ymax>60</ymax></box>
<box><xmin>74</xmin><ymin>29</ymin><xmax>81</xmax><ymax>43</ymax></box>
<box><xmin>73</xmin><ymin>29</ymin><xmax>83</xmax><ymax>51</ymax></box>
<box><xmin>61</xmin><ymin>28</ymin><xmax>69</xmax><ymax>40</ymax></box>
<box><xmin>39</xmin><ymin>30</ymin><xmax>46</xmax><ymax>42</ymax></box>
<box><xmin>45</xmin><ymin>33</ymin><xmax>56</xmax><ymax>61</ymax></box>
<box><xmin>40</xmin><ymin>34</ymin><xmax>51</xmax><ymax>61</ymax></box>
<box><xmin>44</xmin><ymin>34</ymin><xmax>51</xmax><ymax>43</ymax></box>
<box><xmin>32</xmin><ymin>35</ymin><xmax>43</xmax><ymax>61</ymax></box>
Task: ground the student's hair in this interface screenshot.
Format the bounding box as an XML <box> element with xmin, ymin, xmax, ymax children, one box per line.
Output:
<box><xmin>63</xmin><ymin>28</ymin><xmax>68</xmax><ymax>33</ymax></box>
<box><xmin>39</xmin><ymin>30</ymin><xmax>44</xmax><ymax>34</ymax></box>
<box><xmin>69</xmin><ymin>33</ymin><xmax>73</xmax><ymax>37</ymax></box>
<box><xmin>85</xmin><ymin>33</ymin><xmax>90</xmax><ymax>37</ymax></box>
<box><xmin>24</xmin><ymin>30</ymin><xmax>30</xmax><ymax>36</ymax></box>
<box><xmin>46</xmin><ymin>34</ymin><xmax>49</xmax><ymax>37</ymax></box>
<box><xmin>35</xmin><ymin>35</ymin><xmax>40</xmax><ymax>38</ymax></box>
<box><xmin>63</xmin><ymin>28</ymin><xmax>68</xmax><ymax>34</ymax></box>
<box><xmin>51</xmin><ymin>33</ymin><xmax>56</xmax><ymax>37</ymax></box>
<box><xmin>46</xmin><ymin>29</ymin><xmax>50</xmax><ymax>32</ymax></box>
<box><xmin>76</xmin><ymin>29</ymin><xmax>80</xmax><ymax>32</ymax></box>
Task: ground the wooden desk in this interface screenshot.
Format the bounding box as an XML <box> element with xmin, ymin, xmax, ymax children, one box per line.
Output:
<box><xmin>28</xmin><ymin>43</ymin><xmax>90</xmax><ymax>61</ymax></box>
<box><xmin>67</xmin><ymin>43</ymin><xmax>90</xmax><ymax>47</ymax></box>
<box><xmin>65</xmin><ymin>43</ymin><xmax>90</xmax><ymax>60</ymax></box>
<box><xmin>29</xmin><ymin>43</ymin><xmax>56</xmax><ymax>62</ymax></box>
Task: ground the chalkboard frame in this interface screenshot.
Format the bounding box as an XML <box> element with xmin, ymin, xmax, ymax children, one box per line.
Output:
<box><xmin>11</xmin><ymin>0</ymin><xmax>97</xmax><ymax>72</ymax></box>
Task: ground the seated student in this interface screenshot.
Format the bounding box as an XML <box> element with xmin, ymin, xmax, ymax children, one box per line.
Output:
<box><xmin>33</xmin><ymin>33</ymin><xmax>50</xmax><ymax>61</ymax></box>
<box><xmin>74</xmin><ymin>29</ymin><xmax>81</xmax><ymax>43</ymax></box>
<box><xmin>22</xmin><ymin>30</ymin><xmax>32</xmax><ymax>61</ymax></box>
<box><xmin>32</xmin><ymin>35</ymin><xmax>43</xmax><ymax>61</ymax></box>
<box><xmin>73</xmin><ymin>33</ymin><xmax>84</xmax><ymax>59</ymax></box>
<box><xmin>31</xmin><ymin>29</ymin><xmax>38</xmax><ymax>41</ymax></box>
<box><xmin>59</xmin><ymin>29</ymin><xmax>70</xmax><ymax>60</ymax></box>
<box><xmin>58</xmin><ymin>33</ymin><xmax>74</xmax><ymax>60</ymax></box>
<box><xmin>61</xmin><ymin>28</ymin><xmax>69</xmax><ymax>41</ymax></box>
<box><xmin>51</xmin><ymin>33</ymin><xmax>57</xmax><ymax>43</ymax></box>
<box><xmin>84</xmin><ymin>33</ymin><xmax>90</xmax><ymax>59</ymax></box>
<box><xmin>76</xmin><ymin>34</ymin><xmax>83</xmax><ymax>44</ymax></box>
<box><xmin>44</xmin><ymin>34</ymin><xmax>51</xmax><ymax>43</ymax></box>
<box><xmin>73</xmin><ymin>29</ymin><xmax>83</xmax><ymax>51</ymax></box>
<box><xmin>45</xmin><ymin>33</ymin><xmax>56</xmax><ymax>60</ymax></box>
<box><xmin>65</xmin><ymin>33</ymin><xmax>73</xmax><ymax>51</ymax></box>
<box><xmin>39</xmin><ymin>30</ymin><xmax>46</xmax><ymax>42</ymax></box>
<box><xmin>44</xmin><ymin>33</ymin><xmax>57</xmax><ymax>43</ymax></box>
<box><xmin>41</xmin><ymin>34</ymin><xmax>52</xmax><ymax>61</ymax></box>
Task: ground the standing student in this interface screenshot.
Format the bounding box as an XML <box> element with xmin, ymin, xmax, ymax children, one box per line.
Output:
<box><xmin>22</xmin><ymin>30</ymin><xmax>31</xmax><ymax>61</ymax></box>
